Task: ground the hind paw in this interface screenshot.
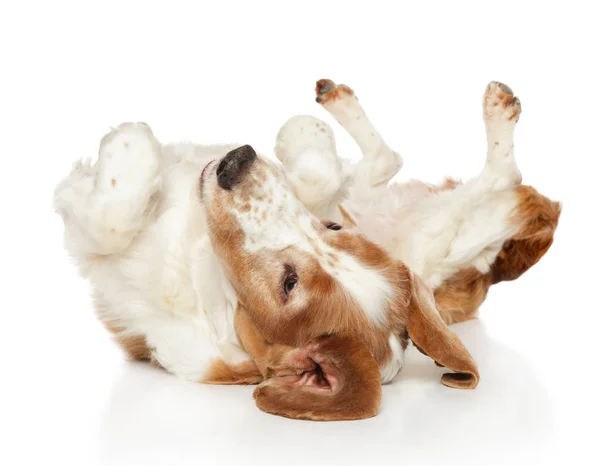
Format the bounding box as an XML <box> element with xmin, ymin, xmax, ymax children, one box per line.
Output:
<box><xmin>483</xmin><ymin>81</ymin><xmax>521</xmax><ymax>124</ymax></box>
<box><xmin>315</xmin><ymin>79</ymin><xmax>354</xmax><ymax>104</ymax></box>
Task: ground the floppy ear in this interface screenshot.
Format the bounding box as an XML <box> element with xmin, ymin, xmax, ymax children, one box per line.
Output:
<box><xmin>407</xmin><ymin>274</ymin><xmax>480</xmax><ymax>389</ymax></box>
<box><xmin>253</xmin><ymin>334</ymin><xmax>381</xmax><ymax>421</ymax></box>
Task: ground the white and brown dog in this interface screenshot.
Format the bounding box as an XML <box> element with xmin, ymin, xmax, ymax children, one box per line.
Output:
<box><xmin>54</xmin><ymin>80</ymin><xmax>560</xmax><ymax>421</ymax></box>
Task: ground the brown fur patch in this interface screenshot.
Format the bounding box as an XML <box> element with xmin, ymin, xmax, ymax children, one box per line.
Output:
<box><xmin>435</xmin><ymin>268</ymin><xmax>492</xmax><ymax>325</ymax></box>
<box><xmin>315</xmin><ymin>79</ymin><xmax>354</xmax><ymax>104</ymax></box>
<box><xmin>103</xmin><ymin>321</ymin><xmax>151</xmax><ymax>361</ymax></box>
<box><xmin>253</xmin><ymin>335</ymin><xmax>382</xmax><ymax>421</ymax></box>
<box><xmin>407</xmin><ymin>276</ymin><xmax>479</xmax><ymax>389</ymax></box>
<box><xmin>491</xmin><ymin>185</ymin><xmax>561</xmax><ymax>284</ymax></box>
<box><xmin>202</xmin><ymin>359</ymin><xmax>263</xmax><ymax>385</ymax></box>
<box><xmin>434</xmin><ymin>184</ymin><xmax>560</xmax><ymax>324</ymax></box>
<box><xmin>428</xmin><ymin>177</ymin><xmax>461</xmax><ymax>194</ymax></box>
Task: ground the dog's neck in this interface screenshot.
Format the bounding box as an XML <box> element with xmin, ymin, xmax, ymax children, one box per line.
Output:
<box><xmin>190</xmin><ymin>234</ymin><xmax>250</xmax><ymax>365</ymax></box>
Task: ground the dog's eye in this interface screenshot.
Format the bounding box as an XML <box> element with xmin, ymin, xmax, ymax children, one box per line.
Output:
<box><xmin>283</xmin><ymin>271</ymin><xmax>298</xmax><ymax>297</ymax></box>
<box><xmin>325</xmin><ymin>221</ymin><xmax>342</xmax><ymax>231</ymax></box>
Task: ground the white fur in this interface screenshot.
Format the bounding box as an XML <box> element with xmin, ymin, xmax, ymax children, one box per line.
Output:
<box><xmin>320</xmin><ymin>87</ymin><xmax>403</xmax><ymax>197</ymax></box>
<box><xmin>55</xmin><ymin>126</ymin><xmax>248</xmax><ymax>380</ymax></box>
<box><xmin>346</xmin><ymin>183</ymin><xmax>520</xmax><ymax>289</ymax></box>
<box><xmin>55</xmin><ymin>82</ymin><xmax>523</xmax><ymax>383</ymax></box>
<box><xmin>275</xmin><ymin>115</ymin><xmax>352</xmax><ymax>218</ymax></box>
<box><xmin>380</xmin><ymin>333</ymin><xmax>405</xmax><ymax>384</ymax></box>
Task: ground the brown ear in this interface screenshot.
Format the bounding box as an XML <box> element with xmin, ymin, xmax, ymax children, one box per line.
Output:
<box><xmin>253</xmin><ymin>334</ymin><xmax>381</xmax><ymax>421</ymax></box>
<box><xmin>407</xmin><ymin>274</ymin><xmax>480</xmax><ymax>389</ymax></box>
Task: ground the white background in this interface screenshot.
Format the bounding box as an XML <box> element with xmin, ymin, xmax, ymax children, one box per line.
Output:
<box><xmin>1</xmin><ymin>1</ymin><xmax>598</xmax><ymax>465</ymax></box>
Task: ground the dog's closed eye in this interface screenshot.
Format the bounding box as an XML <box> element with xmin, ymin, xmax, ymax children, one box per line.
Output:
<box><xmin>324</xmin><ymin>221</ymin><xmax>342</xmax><ymax>231</ymax></box>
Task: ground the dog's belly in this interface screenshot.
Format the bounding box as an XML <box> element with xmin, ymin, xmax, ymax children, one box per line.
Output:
<box><xmin>346</xmin><ymin>180</ymin><xmax>518</xmax><ymax>289</ymax></box>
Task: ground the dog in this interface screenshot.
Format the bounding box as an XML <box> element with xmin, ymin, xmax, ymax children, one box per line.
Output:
<box><xmin>54</xmin><ymin>79</ymin><xmax>560</xmax><ymax>421</ymax></box>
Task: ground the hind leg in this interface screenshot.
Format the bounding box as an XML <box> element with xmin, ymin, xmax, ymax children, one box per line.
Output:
<box><xmin>315</xmin><ymin>79</ymin><xmax>403</xmax><ymax>197</ymax></box>
<box><xmin>54</xmin><ymin>123</ymin><xmax>161</xmax><ymax>256</ymax></box>
<box><xmin>429</xmin><ymin>84</ymin><xmax>560</xmax><ymax>323</ymax></box>
<box><xmin>477</xmin><ymin>81</ymin><xmax>523</xmax><ymax>191</ymax></box>
<box><xmin>388</xmin><ymin>82</ymin><xmax>524</xmax><ymax>286</ymax></box>
<box><xmin>391</xmin><ymin>82</ymin><xmax>557</xmax><ymax>288</ymax></box>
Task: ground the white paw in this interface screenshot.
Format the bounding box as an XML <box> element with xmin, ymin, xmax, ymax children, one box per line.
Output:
<box><xmin>275</xmin><ymin>115</ymin><xmax>337</xmax><ymax>163</ymax></box>
<box><xmin>483</xmin><ymin>81</ymin><xmax>521</xmax><ymax>125</ymax></box>
<box><xmin>274</xmin><ymin>115</ymin><xmax>346</xmax><ymax>214</ymax></box>
<box><xmin>97</xmin><ymin>122</ymin><xmax>161</xmax><ymax>192</ymax></box>
<box><xmin>285</xmin><ymin>148</ymin><xmax>346</xmax><ymax>211</ymax></box>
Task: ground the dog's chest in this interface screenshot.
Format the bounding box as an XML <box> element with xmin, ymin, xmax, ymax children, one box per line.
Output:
<box><xmin>107</xmin><ymin>158</ymin><xmax>250</xmax><ymax>380</ymax></box>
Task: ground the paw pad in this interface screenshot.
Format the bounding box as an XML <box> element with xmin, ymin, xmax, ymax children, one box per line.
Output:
<box><xmin>315</xmin><ymin>79</ymin><xmax>354</xmax><ymax>104</ymax></box>
<box><xmin>483</xmin><ymin>81</ymin><xmax>521</xmax><ymax>122</ymax></box>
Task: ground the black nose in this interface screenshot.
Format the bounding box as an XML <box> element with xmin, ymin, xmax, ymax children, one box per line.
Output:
<box><xmin>217</xmin><ymin>145</ymin><xmax>257</xmax><ymax>190</ymax></box>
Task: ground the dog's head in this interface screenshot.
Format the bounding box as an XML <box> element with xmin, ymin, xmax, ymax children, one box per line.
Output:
<box><xmin>201</xmin><ymin>145</ymin><xmax>478</xmax><ymax>420</ymax></box>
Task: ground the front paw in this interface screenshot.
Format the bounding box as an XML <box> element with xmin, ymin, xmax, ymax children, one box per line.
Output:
<box><xmin>97</xmin><ymin>122</ymin><xmax>161</xmax><ymax>191</ymax></box>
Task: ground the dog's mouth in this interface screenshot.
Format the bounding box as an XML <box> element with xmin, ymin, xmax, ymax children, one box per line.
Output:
<box><xmin>199</xmin><ymin>160</ymin><xmax>217</xmax><ymax>198</ymax></box>
<box><xmin>201</xmin><ymin>160</ymin><xmax>216</xmax><ymax>180</ymax></box>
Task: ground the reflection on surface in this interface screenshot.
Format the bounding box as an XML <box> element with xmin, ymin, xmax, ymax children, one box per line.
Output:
<box><xmin>100</xmin><ymin>320</ymin><xmax>553</xmax><ymax>466</ymax></box>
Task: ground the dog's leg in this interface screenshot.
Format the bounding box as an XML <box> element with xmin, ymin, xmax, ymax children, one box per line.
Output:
<box><xmin>476</xmin><ymin>81</ymin><xmax>522</xmax><ymax>192</ymax></box>
<box><xmin>388</xmin><ymin>82</ymin><xmax>558</xmax><ymax>287</ymax></box>
<box><xmin>54</xmin><ymin>123</ymin><xmax>161</xmax><ymax>256</ymax></box>
<box><xmin>275</xmin><ymin>115</ymin><xmax>350</xmax><ymax>218</ymax></box>
<box><xmin>389</xmin><ymin>82</ymin><xmax>559</xmax><ymax>321</ymax></box>
<box><xmin>417</xmin><ymin>83</ymin><xmax>525</xmax><ymax>283</ymax></box>
<box><xmin>315</xmin><ymin>79</ymin><xmax>402</xmax><ymax>196</ymax></box>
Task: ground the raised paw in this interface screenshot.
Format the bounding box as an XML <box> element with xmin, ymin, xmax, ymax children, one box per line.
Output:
<box><xmin>483</xmin><ymin>81</ymin><xmax>521</xmax><ymax>123</ymax></box>
<box><xmin>315</xmin><ymin>79</ymin><xmax>355</xmax><ymax>104</ymax></box>
<box><xmin>97</xmin><ymin>122</ymin><xmax>161</xmax><ymax>192</ymax></box>
<box><xmin>99</xmin><ymin>122</ymin><xmax>157</xmax><ymax>159</ymax></box>
<box><xmin>274</xmin><ymin>115</ymin><xmax>346</xmax><ymax>216</ymax></box>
